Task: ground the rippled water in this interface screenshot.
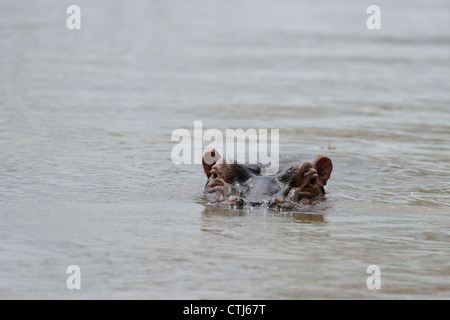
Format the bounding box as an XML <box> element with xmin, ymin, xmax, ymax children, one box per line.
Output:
<box><xmin>1</xmin><ymin>0</ymin><xmax>449</xmax><ymax>299</ymax></box>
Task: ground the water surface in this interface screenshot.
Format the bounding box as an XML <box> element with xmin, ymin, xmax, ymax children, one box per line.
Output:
<box><xmin>1</xmin><ymin>0</ymin><xmax>449</xmax><ymax>299</ymax></box>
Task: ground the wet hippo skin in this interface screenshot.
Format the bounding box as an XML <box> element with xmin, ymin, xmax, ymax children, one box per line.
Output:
<box><xmin>202</xmin><ymin>150</ymin><xmax>333</xmax><ymax>210</ymax></box>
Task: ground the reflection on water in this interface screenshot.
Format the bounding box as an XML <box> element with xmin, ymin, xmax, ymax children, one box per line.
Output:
<box><xmin>202</xmin><ymin>206</ymin><xmax>326</xmax><ymax>227</ymax></box>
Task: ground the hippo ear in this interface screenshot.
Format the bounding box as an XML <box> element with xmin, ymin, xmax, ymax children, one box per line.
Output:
<box><xmin>202</xmin><ymin>149</ymin><xmax>221</xmax><ymax>178</ymax></box>
<box><xmin>314</xmin><ymin>156</ymin><xmax>333</xmax><ymax>186</ymax></box>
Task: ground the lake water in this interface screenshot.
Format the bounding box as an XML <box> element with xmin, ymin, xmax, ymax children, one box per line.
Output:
<box><xmin>0</xmin><ymin>0</ymin><xmax>449</xmax><ymax>299</ymax></box>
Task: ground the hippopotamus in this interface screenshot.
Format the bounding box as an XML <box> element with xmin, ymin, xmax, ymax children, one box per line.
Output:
<box><xmin>201</xmin><ymin>150</ymin><xmax>333</xmax><ymax>210</ymax></box>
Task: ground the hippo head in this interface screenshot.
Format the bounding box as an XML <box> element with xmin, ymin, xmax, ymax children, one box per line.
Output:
<box><xmin>202</xmin><ymin>150</ymin><xmax>333</xmax><ymax>208</ymax></box>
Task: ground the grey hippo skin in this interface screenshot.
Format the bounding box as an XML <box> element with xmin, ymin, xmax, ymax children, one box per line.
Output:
<box><xmin>202</xmin><ymin>150</ymin><xmax>333</xmax><ymax>210</ymax></box>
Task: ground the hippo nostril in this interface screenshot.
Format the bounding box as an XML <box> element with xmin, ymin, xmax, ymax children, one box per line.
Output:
<box><xmin>212</xmin><ymin>174</ymin><xmax>218</xmax><ymax>179</ymax></box>
<box><xmin>310</xmin><ymin>178</ymin><xmax>317</xmax><ymax>185</ymax></box>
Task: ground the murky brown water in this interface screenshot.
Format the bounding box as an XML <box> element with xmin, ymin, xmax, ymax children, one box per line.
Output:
<box><xmin>1</xmin><ymin>0</ymin><xmax>449</xmax><ymax>299</ymax></box>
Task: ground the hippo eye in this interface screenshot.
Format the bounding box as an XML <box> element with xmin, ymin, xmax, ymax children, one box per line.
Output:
<box><xmin>303</xmin><ymin>170</ymin><xmax>310</xmax><ymax>178</ymax></box>
<box><xmin>212</xmin><ymin>174</ymin><xmax>218</xmax><ymax>179</ymax></box>
<box><xmin>310</xmin><ymin>178</ymin><xmax>317</xmax><ymax>185</ymax></box>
